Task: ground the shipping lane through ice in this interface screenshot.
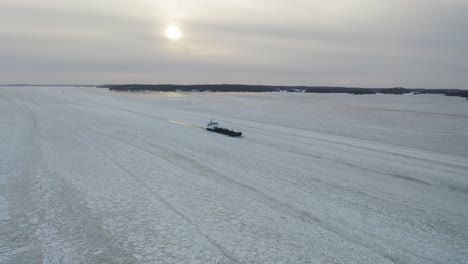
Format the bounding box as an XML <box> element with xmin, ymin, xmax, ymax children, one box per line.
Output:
<box><xmin>0</xmin><ymin>86</ymin><xmax>467</xmax><ymax>263</ymax></box>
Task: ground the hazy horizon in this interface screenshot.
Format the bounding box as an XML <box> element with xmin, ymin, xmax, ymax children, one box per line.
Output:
<box><xmin>1</xmin><ymin>0</ymin><xmax>467</xmax><ymax>89</ymax></box>
<box><xmin>2</xmin><ymin>84</ymin><xmax>467</xmax><ymax>91</ymax></box>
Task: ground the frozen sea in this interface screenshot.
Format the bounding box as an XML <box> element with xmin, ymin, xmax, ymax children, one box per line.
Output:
<box><xmin>1</xmin><ymin>86</ymin><xmax>467</xmax><ymax>263</ymax></box>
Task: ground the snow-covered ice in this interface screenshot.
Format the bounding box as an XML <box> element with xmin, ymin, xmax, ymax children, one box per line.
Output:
<box><xmin>1</xmin><ymin>86</ymin><xmax>467</xmax><ymax>263</ymax></box>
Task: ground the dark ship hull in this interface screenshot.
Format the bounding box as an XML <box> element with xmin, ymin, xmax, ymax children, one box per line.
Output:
<box><xmin>206</xmin><ymin>127</ymin><xmax>242</xmax><ymax>137</ymax></box>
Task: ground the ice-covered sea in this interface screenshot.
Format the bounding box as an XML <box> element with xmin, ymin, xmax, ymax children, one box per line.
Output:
<box><xmin>1</xmin><ymin>86</ymin><xmax>467</xmax><ymax>263</ymax></box>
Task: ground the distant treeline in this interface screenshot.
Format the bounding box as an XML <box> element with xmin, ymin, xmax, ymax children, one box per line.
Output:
<box><xmin>97</xmin><ymin>84</ymin><xmax>468</xmax><ymax>99</ymax></box>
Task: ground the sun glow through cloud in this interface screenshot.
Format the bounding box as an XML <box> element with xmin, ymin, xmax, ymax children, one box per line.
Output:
<box><xmin>165</xmin><ymin>25</ymin><xmax>182</xmax><ymax>40</ymax></box>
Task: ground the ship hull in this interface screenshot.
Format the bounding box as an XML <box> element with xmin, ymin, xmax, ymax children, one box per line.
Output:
<box><xmin>207</xmin><ymin>128</ymin><xmax>242</xmax><ymax>137</ymax></box>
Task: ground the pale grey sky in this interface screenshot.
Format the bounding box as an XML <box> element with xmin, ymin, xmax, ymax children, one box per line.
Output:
<box><xmin>1</xmin><ymin>0</ymin><xmax>467</xmax><ymax>88</ymax></box>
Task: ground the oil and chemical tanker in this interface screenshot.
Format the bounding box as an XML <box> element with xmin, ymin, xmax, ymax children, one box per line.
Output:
<box><xmin>206</xmin><ymin>120</ymin><xmax>242</xmax><ymax>137</ymax></box>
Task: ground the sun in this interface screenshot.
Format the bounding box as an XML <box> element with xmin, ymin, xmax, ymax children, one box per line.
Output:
<box><xmin>165</xmin><ymin>25</ymin><xmax>182</xmax><ymax>40</ymax></box>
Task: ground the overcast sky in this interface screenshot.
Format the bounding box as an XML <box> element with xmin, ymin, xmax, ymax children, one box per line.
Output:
<box><xmin>1</xmin><ymin>0</ymin><xmax>467</xmax><ymax>88</ymax></box>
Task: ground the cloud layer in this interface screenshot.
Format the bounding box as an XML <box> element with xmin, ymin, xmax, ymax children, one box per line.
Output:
<box><xmin>1</xmin><ymin>0</ymin><xmax>467</xmax><ymax>88</ymax></box>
